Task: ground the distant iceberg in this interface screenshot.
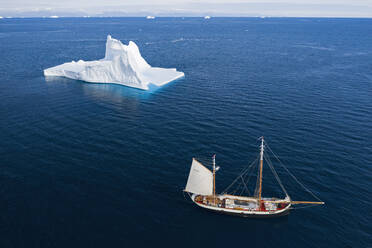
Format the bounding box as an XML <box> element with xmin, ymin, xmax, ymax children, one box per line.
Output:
<box><xmin>204</xmin><ymin>16</ymin><xmax>211</xmax><ymax>19</ymax></box>
<box><xmin>146</xmin><ymin>16</ymin><xmax>155</xmax><ymax>19</ymax></box>
<box><xmin>44</xmin><ymin>35</ymin><xmax>184</xmax><ymax>90</ymax></box>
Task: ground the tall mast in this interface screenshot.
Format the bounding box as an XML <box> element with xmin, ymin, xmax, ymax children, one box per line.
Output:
<box><xmin>258</xmin><ymin>137</ymin><xmax>264</xmax><ymax>203</ymax></box>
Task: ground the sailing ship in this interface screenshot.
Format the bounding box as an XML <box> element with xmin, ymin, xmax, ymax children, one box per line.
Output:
<box><xmin>184</xmin><ymin>137</ymin><xmax>324</xmax><ymax>217</ymax></box>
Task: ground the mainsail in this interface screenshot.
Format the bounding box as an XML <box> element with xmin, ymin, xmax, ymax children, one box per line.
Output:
<box><xmin>185</xmin><ymin>158</ymin><xmax>213</xmax><ymax>195</ymax></box>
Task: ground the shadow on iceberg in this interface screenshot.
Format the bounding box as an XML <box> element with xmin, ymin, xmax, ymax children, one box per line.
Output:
<box><xmin>146</xmin><ymin>76</ymin><xmax>185</xmax><ymax>92</ymax></box>
<box><xmin>44</xmin><ymin>35</ymin><xmax>184</xmax><ymax>90</ymax></box>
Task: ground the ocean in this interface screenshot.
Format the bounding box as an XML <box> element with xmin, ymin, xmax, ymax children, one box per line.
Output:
<box><xmin>0</xmin><ymin>17</ymin><xmax>371</xmax><ymax>247</ymax></box>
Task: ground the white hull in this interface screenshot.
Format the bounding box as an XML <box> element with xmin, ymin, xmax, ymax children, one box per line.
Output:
<box><xmin>191</xmin><ymin>194</ymin><xmax>291</xmax><ymax>217</ymax></box>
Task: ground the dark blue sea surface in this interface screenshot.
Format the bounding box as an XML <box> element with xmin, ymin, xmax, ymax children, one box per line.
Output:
<box><xmin>0</xmin><ymin>17</ymin><xmax>371</xmax><ymax>247</ymax></box>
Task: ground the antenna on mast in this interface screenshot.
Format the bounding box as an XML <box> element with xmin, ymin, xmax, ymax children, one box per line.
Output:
<box><xmin>213</xmin><ymin>154</ymin><xmax>216</xmax><ymax>171</ymax></box>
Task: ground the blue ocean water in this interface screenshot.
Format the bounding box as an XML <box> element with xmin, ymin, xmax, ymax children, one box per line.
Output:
<box><xmin>0</xmin><ymin>17</ymin><xmax>371</xmax><ymax>247</ymax></box>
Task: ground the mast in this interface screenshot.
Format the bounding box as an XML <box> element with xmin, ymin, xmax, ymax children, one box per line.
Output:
<box><xmin>258</xmin><ymin>137</ymin><xmax>264</xmax><ymax>203</ymax></box>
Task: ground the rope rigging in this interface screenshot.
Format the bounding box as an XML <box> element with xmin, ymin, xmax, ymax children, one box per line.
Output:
<box><xmin>264</xmin><ymin>151</ymin><xmax>289</xmax><ymax>197</ymax></box>
<box><xmin>200</xmin><ymin>138</ymin><xmax>323</xmax><ymax>208</ymax></box>
<box><xmin>239</xmin><ymin>159</ymin><xmax>257</xmax><ymax>195</ymax></box>
<box><xmin>220</xmin><ymin>139</ymin><xmax>322</xmax><ymax>204</ymax></box>
<box><xmin>222</xmin><ymin>156</ymin><xmax>259</xmax><ymax>195</ymax></box>
<box><xmin>264</xmin><ymin>141</ymin><xmax>323</xmax><ymax>202</ymax></box>
<box><xmin>254</xmin><ymin>158</ymin><xmax>260</xmax><ymax>197</ymax></box>
<box><xmin>240</xmin><ymin>174</ymin><xmax>250</xmax><ymax>195</ymax></box>
<box><xmin>233</xmin><ymin>159</ymin><xmax>257</xmax><ymax>196</ymax></box>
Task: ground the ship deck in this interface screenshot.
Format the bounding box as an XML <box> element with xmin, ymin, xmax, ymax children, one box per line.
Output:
<box><xmin>193</xmin><ymin>194</ymin><xmax>291</xmax><ymax>217</ymax></box>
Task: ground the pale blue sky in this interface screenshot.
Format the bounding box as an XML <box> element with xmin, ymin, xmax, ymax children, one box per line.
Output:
<box><xmin>1</xmin><ymin>0</ymin><xmax>372</xmax><ymax>17</ymax></box>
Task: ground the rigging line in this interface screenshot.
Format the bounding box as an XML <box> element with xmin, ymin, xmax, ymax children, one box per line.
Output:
<box><xmin>240</xmin><ymin>159</ymin><xmax>254</xmax><ymax>184</ymax></box>
<box><xmin>264</xmin><ymin>152</ymin><xmax>289</xmax><ymax>197</ymax></box>
<box><xmin>264</xmin><ymin>141</ymin><xmax>323</xmax><ymax>202</ymax></box>
<box><xmin>241</xmin><ymin>161</ymin><xmax>256</xmax><ymax>195</ymax></box>
<box><xmin>239</xmin><ymin>183</ymin><xmax>245</xmax><ymax>196</ymax></box>
<box><xmin>224</xmin><ymin>159</ymin><xmax>256</xmax><ymax>193</ymax></box>
<box><xmin>264</xmin><ymin>151</ymin><xmax>287</xmax><ymax>195</ymax></box>
<box><xmin>240</xmin><ymin>175</ymin><xmax>250</xmax><ymax>195</ymax></box>
<box><xmin>244</xmin><ymin>156</ymin><xmax>259</xmax><ymax>192</ymax></box>
<box><xmin>254</xmin><ymin>156</ymin><xmax>260</xmax><ymax>197</ymax></box>
<box><xmin>240</xmin><ymin>165</ymin><xmax>255</xmax><ymax>196</ymax></box>
<box><xmin>229</xmin><ymin>173</ymin><xmax>244</xmax><ymax>195</ymax></box>
<box><xmin>222</xmin><ymin>156</ymin><xmax>259</xmax><ymax>194</ymax></box>
<box><xmin>235</xmin><ymin>179</ymin><xmax>243</xmax><ymax>195</ymax></box>
<box><xmin>254</xmin><ymin>168</ymin><xmax>260</xmax><ymax>197</ymax></box>
<box><xmin>227</xmin><ymin>160</ymin><xmax>255</xmax><ymax>196</ymax></box>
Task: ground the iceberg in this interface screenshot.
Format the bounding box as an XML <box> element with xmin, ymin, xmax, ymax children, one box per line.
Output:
<box><xmin>44</xmin><ymin>35</ymin><xmax>184</xmax><ymax>90</ymax></box>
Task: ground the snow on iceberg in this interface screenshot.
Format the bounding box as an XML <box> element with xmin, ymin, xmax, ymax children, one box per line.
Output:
<box><xmin>44</xmin><ymin>35</ymin><xmax>184</xmax><ymax>90</ymax></box>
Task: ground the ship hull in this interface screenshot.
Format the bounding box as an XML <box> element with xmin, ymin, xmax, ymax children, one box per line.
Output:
<box><xmin>195</xmin><ymin>202</ymin><xmax>291</xmax><ymax>218</ymax></box>
<box><xmin>191</xmin><ymin>194</ymin><xmax>291</xmax><ymax>218</ymax></box>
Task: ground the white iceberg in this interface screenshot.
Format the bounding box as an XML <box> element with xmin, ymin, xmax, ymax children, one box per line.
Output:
<box><xmin>44</xmin><ymin>35</ymin><xmax>184</xmax><ymax>90</ymax></box>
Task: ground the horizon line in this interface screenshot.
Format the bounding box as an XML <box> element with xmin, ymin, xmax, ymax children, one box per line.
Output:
<box><xmin>1</xmin><ymin>16</ymin><xmax>372</xmax><ymax>19</ymax></box>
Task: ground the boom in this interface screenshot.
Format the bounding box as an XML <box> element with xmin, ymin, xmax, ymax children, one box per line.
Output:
<box><xmin>291</xmin><ymin>201</ymin><xmax>325</xmax><ymax>205</ymax></box>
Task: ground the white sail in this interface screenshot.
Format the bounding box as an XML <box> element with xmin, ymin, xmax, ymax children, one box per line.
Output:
<box><xmin>185</xmin><ymin>158</ymin><xmax>213</xmax><ymax>195</ymax></box>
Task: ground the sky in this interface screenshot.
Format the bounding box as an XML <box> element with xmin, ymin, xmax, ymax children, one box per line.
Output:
<box><xmin>1</xmin><ymin>0</ymin><xmax>372</xmax><ymax>17</ymax></box>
